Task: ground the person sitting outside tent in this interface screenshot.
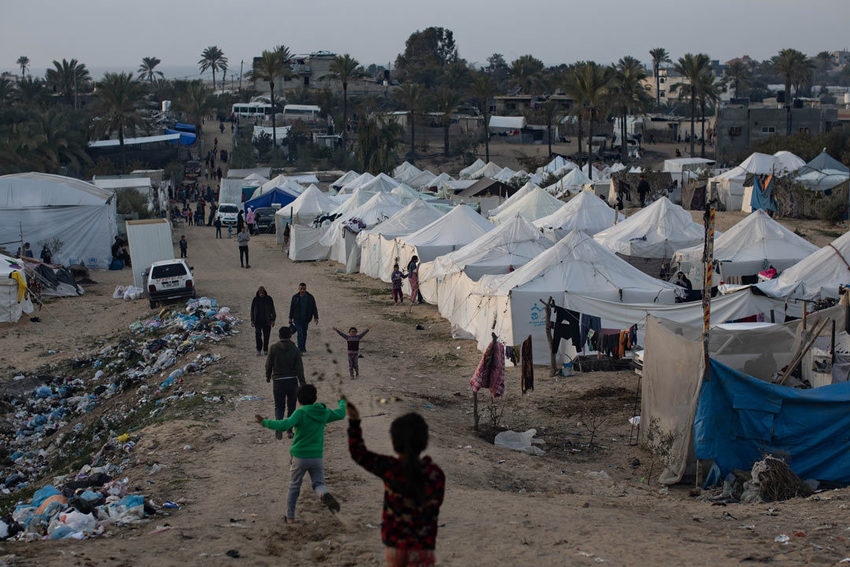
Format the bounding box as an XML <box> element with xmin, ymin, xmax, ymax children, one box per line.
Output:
<box><xmin>111</xmin><ymin>237</ymin><xmax>131</xmax><ymax>267</ymax></box>
<box><xmin>16</xmin><ymin>242</ymin><xmax>34</xmax><ymax>259</ymax></box>
<box><xmin>39</xmin><ymin>244</ymin><xmax>52</xmax><ymax>264</ymax></box>
<box><xmin>672</xmin><ymin>271</ymin><xmax>693</xmax><ymax>291</ymax></box>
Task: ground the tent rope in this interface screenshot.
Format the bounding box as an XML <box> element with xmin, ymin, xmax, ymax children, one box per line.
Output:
<box><xmin>827</xmin><ymin>243</ymin><xmax>850</xmax><ymax>272</ymax></box>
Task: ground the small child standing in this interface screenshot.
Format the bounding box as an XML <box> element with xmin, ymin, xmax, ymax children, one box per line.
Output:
<box><xmin>345</xmin><ymin>399</ymin><xmax>445</xmax><ymax>566</ymax></box>
<box><xmin>179</xmin><ymin>235</ymin><xmax>188</xmax><ymax>258</ymax></box>
<box><xmin>255</xmin><ymin>384</ymin><xmax>345</xmax><ymax>523</ymax></box>
<box><xmin>391</xmin><ymin>264</ymin><xmax>406</xmax><ymax>304</ymax></box>
<box><xmin>333</xmin><ymin>326</ymin><xmax>370</xmax><ymax>378</ymax></box>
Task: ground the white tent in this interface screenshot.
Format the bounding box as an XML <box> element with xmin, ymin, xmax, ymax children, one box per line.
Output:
<box><xmin>772</xmin><ymin>151</ymin><xmax>806</xmax><ymax>173</ymax></box>
<box><xmin>331</xmin><ymin>170</ymin><xmax>360</xmax><ymax>190</ymax></box>
<box><xmin>419</xmin><ymin>215</ymin><xmax>553</xmax><ymax>329</ymax></box>
<box><xmin>470</xmin><ymin>162</ymin><xmax>503</xmax><ymax>179</ymax></box>
<box><xmin>756</xmin><ymin>230</ymin><xmax>850</xmax><ymax>300</ymax></box>
<box><xmin>486</xmin><ymin>181</ymin><xmax>539</xmax><ymax>217</ymax></box>
<box><xmin>488</xmin><ymin>187</ymin><xmax>564</xmax><ymax>224</ymax></box>
<box><xmin>534</xmin><ymin>190</ymin><xmax>624</xmax><ymax>239</ymax></box>
<box><xmin>579</xmin><ymin>163</ymin><xmax>604</xmax><ymax>180</ymax></box>
<box><xmin>330</xmin><ymin>187</ymin><xmax>375</xmax><ymax>217</ymax></box>
<box><xmin>459</xmin><ymin>159</ymin><xmax>486</xmax><ymax>179</ymax></box>
<box><xmin>544</xmin><ymin>167</ymin><xmax>591</xmax><ymax>196</ymax></box>
<box><xmin>463</xmin><ymin>230</ymin><xmax>679</xmax><ymax>361</ymax></box>
<box><xmin>405</xmin><ymin>169</ymin><xmax>438</xmax><ymax>190</ymax></box>
<box><xmin>423</xmin><ymin>172</ymin><xmax>455</xmax><ymax>190</ymax></box>
<box><xmin>0</xmin><ymin>173</ymin><xmax>117</xmax><ymax>268</ymax></box>
<box><xmin>339</xmin><ymin>172</ymin><xmax>376</xmax><ymax>194</ymax></box>
<box><xmin>673</xmin><ymin>210</ymin><xmax>819</xmax><ymax>286</ymax></box>
<box><xmin>275</xmin><ymin>184</ymin><xmax>338</xmax><ymax>240</ymax></box>
<box><xmin>0</xmin><ymin>255</ymin><xmax>34</xmax><ymax>323</ymax></box>
<box><xmin>358</xmin><ymin>199</ymin><xmax>446</xmax><ymax>282</ymax></box>
<box><xmin>396</xmin><ymin>205</ymin><xmax>494</xmax><ymax>264</ymax></box>
<box><xmin>593</xmin><ymin>197</ymin><xmax>704</xmax><ymax>259</ymax></box>
<box><xmin>359</xmin><ymin>173</ymin><xmax>400</xmax><ymax>194</ymax></box>
<box><xmin>393</xmin><ymin>161</ymin><xmax>422</xmax><ymax>183</ymax></box>
<box><xmin>492</xmin><ymin>167</ymin><xmax>517</xmax><ymax>183</ymax></box>
<box><xmin>251</xmin><ymin>177</ymin><xmax>305</xmax><ymax>200</ymax></box>
<box><xmin>663</xmin><ymin>157</ymin><xmax>715</xmax><ymax>173</ymax></box>
<box><xmin>390</xmin><ymin>183</ymin><xmax>422</xmax><ymax>204</ymax></box>
<box><xmin>320</xmin><ymin>192</ymin><xmax>404</xmax><ymax>270</ymax></box>
<box><xmin>541</xmin><ymin>156</ymin><xmax>578</xmax><ymax>175</ymax></box>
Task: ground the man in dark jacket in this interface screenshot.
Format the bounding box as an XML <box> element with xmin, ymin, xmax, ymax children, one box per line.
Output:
<box><xmin>289</xmin><ymin>282</ymin><xmax>318</xmax><ymax>353</ymax></box>
<box><xmin>265</xmin><ymin>327</ymin><xmax>306</xmax><ymax>440</ymax></box>
<box><xmin>637</xmin><ymin>176</ymin><xmax>651</xmax><ymax>207</ymax></box>
<box><xmin>251</xmin><ymin>286</ymin><xmax>276</xmax><ymax>356</ymax></box>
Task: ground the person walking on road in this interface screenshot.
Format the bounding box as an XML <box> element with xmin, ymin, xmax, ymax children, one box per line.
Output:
<box><xmin>334</xmin><ymin>326</ymin><xmax>370</xmax><ymax>378</ymax></box>
<box><xmin>246</xmin><ymin>207</ymin><xmax>256</xmax><ymax>235</ymax></box>
<box><xmin>214</xmin><ymin>216</ymin><xmax>222</xmax><ymax>238</ymax></box>
<box><xmin>289</xmin><ymin>282</ymin><xmax>318</xmax><ymax>353</ymax></box>
<box><xmin>237</xmin><ymin>226</ymin><xmax>251</xmax><ymax>268</ymax></box>
<box><xmin>179</xmin><ymin>235</ymin><xmax>188</xmax><ymax>258</ymax></box>
<box><xmin>251</xmin><ymin>286</ymin><xmax>276</xmax><ymax>356</ymax></box>
<box><xmin>236</xmin><ymin>211</ymin><xmax>245</xmax><ymax>234</ymax></box>
<box><xmin>263</xmin><ymin>327</ymin><xmax>306</xmax><ymax>440</ymax></box>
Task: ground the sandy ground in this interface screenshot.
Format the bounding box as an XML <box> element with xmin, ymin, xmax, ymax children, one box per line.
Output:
<box><xmin>2</xmin><ymin>125</ymin><xmax>850</xmax><ymax>566</ymax></box>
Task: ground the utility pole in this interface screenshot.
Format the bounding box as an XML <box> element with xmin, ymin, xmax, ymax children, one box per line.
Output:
<box><xmin>239</xmin><ymin>60</ymin><xmax>243</xmax><ymax>94</ymax></box>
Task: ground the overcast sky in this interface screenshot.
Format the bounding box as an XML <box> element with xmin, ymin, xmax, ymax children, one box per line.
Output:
<box><xmin>3</xmin><ymin>0</ymin><xmax>849</xmax><ymax>77</ymax></box>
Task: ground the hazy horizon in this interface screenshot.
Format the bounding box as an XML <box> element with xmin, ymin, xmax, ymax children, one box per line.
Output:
<box><xmin>2</xmin><ymin>0</ymin><xmax>850</xmax><ymax>80</ymax></box>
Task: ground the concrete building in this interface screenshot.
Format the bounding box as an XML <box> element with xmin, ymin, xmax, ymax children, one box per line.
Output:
<box><xmin>831</xmin><ymin>50</ymin><xmax>850</xmax><ymax>67</ymax></box>
<box><xmin>251</xmin><ymin>51</ymin><xmax>337</xmax><ymax>93</ymax></box>
<box><xmin>715</xmin><ymin>104</ymin><xmax>839</xmax><ymax>162</ymax></box>
<box><xmin>492</xmin><ymin>94</ymin><xmax>573</xmax><ymax>116</ymax></box>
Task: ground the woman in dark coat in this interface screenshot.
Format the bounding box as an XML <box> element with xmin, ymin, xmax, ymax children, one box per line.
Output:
<box><xmin>251</xmin><ymin>286</ymin><xmax>277</xmax><ymax>355</ymax></box>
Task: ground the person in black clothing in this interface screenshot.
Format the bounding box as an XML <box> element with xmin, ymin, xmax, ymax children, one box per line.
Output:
<box><xmin>111</xmin><ymin>236</ymin><xmax>131</xmax><ymax>266</ymax></box>
<box><xmin>289</xmin><ymin>282</ymin><xmax>318</xmax><ymax>353</ymax></box>
<box><xmin>637</xmin><ymin>176</ymin><xmax>651</xmax><ymax>207</ymax></box>
<box><xmin>236</xmin><ymin>211</ymin><xmax>245</xmax><ymax>233</ymax></box>
<box><xmin>673</xmin><ymin>271</ymin><xmax>693</xmax><ymax>290</ymax></box>
<box><xmin>251</xmin><ymin>286</ymin><xmax>277</xmax><ymax>355</ymax></box>
<box><xmin>264</xmin><ymin>326</ymin><xmax>305</xmax><ymax>440</ymax></box>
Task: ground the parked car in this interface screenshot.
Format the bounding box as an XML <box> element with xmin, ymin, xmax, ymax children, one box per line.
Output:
<box><xmin>215</xmin><ymin>203</ymin><xmax>240</xmax><ymax>226</ymax></box>
<box><xmin>253</xmin><ymin>207</ymin><xmax>278</xmax><ymax>233</ymax></box>
<box><xmin>146</xmin><ymin>259</ymin><xmax>195</xmax><ymax>309</ymax></box>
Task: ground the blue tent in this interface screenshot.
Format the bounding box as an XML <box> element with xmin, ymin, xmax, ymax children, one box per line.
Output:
<box><xmin>174</xmin><ymin>122</ymin><xmax>197</xmax><ymax>133</ymax></box>
<box><xmin>165</xmin><ymin>129</ymin><xmax>197</xmax><ymax>146</ymax></box>
<box><xmin>243</xmin><ymin>187</ymin><xmax>298</xmax><ymax>211</ymax></box>
<box><xmin>695</xmin><ymin>359</ymin><xmax>850</xmax><ymax>483</ymax></box>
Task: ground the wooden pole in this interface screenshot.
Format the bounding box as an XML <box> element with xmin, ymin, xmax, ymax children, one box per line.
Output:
<box><xmin>831</xmin><ymin>320</ymin><xmax>836</xmax><ymax>364</ymax></box>
<box><xmin>779</xmin><ymin>318</ymin><xmax>829</xmax><ymax>385</ymax></box>
<box><xmin>802</xmin><ymin>300</ymin><xmax>808</xmax><ymax>330</ymax></box>
<box><xmin>697</xmin><ymin>191</ymin><xmax>715</xmax><ymax>489</ymax></box>
<box><xmin>540</xmin><ymin>297</ymin><xmax>557</xmax><ymax>376</ymax></box>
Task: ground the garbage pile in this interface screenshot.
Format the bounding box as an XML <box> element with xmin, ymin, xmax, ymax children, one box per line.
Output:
<box><xmin>0</xmin><ymin>297</ymin><xmax>238</xmax><ymax>537</ymax></box>
<box><xmin>705</xmin><ymin>455</ymin><xmax>816</xmax><ymax>504</ymax></box>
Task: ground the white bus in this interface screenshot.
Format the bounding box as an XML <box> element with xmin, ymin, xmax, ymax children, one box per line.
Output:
<box><xmin>231</xmin><ymin>102</ymin><xmax>276</xmax><ymax>118</ymax></box>
<box><xmin>282</xmin><ymin>104</ymin><xmax>322</xmax><ymax>122</ymax></box>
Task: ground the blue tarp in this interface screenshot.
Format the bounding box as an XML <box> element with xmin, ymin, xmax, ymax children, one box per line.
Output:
<box><xmin>243</xmin><ymin>187</ymin><xmax>298</xmax><ymax>210</ymax></box>
<box><xmin>750</xmin><ymin>174</ymin><xmax>777</xmax><ymax>213</ymax></box>
<box><xmin>164</xmin><ymin>129</ymin><xmax>197</xmax><ymax>146</ymax></box>
<box><xmin>174</xmin><ymin>123</ymin><xmax>197</xmax><ymax>133</ymax></box>
<box><xmin>695</xmin><ymin>359</ymin><xmax>850</xmax><ymax>483</ymax></box>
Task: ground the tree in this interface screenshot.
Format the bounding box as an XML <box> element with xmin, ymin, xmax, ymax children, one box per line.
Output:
<box><xmin>649</xmin><ymin>48</ymin><xmax>670</xmax><ymax>108</ymax></box>
<box><xmin>45</xmin><ymin>58</ymin><xmax>91</xmax><ymax>108</ymax></box>
<box><xmin>395</xmin><ymin>82</ymin><xmax>424</xmax><ymax>159</ymax></box>
<box><xmin>176</xmin><ymin>81</ymin><xmax>215</xmax><ymax>137</ymax></box>
<box><xmin>694</xmin><ymin>70</ymin><xmax>719</xmax><ymax>158</ymax></box>
<box><xmin>96</xmin><ymin>71</ymin><xmax>147</xmax><ymax>172</ymax></box>
<box><xmin>815</xmin><ymin>51</ymin><xmax>833</xmax><ymax>87</ymax></box>
<box><xmin>485</xmin><ymin>53</ymin><xmax>510</xmax><ymax>89</ymax></box>
<box><xmin>327</xmin><ymin>54</ymin><xmax>361</xmax><ymax>146</ymax></box>
<box><xmin>510</xmin><ymin>55</ymin><xmax>545</xmax><ymax>94</ymax></box>
<box><xmin>611</xmin><ymin>56</ymin><xmax>651</xmax><ymax>161</ymax></box>
<box><xmin>469</xmin><ymin>71</ymin><xmax>496</xmax><ymax>162</ymax></box>
<box><xmin>724</xmin><ymin>60</ymin><xmax>751</xmax><ymax>98</ymax></box>
<box><xmin>16</xmin><ymin>56</ymin><xmax>29</xmax><ymax>80</ymax></box>
<box><xmin>0</xmin><ymin>78</ymin><xmax>14</xmax><ymax>106</ymax></box>
<box><xmin>246</xmin><ymin>47</ymin><xmax>291</xmax><ymax>148</ymax></box>
<box><xmin>773</xmin><ymin>48</ymin><xmax>813</xmax><ymax>135</ymax></box>
<box><xmin>356</xmin><ymin>116</ymin><xmax>402</xmax><ymax>174</ymax></box>
<box><xmin>31</xmin><ymin>108</ymin><xmax>91</xmax><ymax>174</ymax></box>
<box><xmin>394</xmin><ymin>27</ymin><xmax>457</xmax><ymax>87</ymax></box>
<box><xmin>571</xmin><ymin>61</ymin><xmax>612</xmax><ymax>179</ymax></box>
<box><xmin>434</xmin><ymin>86</ymin><xmax>459</xmax><ymax>156</ymax></box>
<box><xmin>138</xmin><ymin>56</ymin><xmax>164</xmax><ymax>83</ymax></box>
<box><xmin>673</xmin><ymin>53</ymin><xmax>711</xmax><ymax>156</ymax></box>
<box><xmin>17</xmin><ymin>76</ymin><xmax>48</xmax><ymax>107</ymax></box>
<box><xmin>198</xmin><ymin>46</ymin><xmax>228</xmax><ymax>90</ymax></box>
<box><xmin>561</xmin><ymin>63</ymin><xmax>587</xmax><ymax>159</ymax></box>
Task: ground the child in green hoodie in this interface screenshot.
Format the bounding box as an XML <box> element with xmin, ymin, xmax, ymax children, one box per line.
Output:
<box><xmin>255</xmin><ymin>384</ymin><xmax>345</xmax><ymax>523</ymax></box>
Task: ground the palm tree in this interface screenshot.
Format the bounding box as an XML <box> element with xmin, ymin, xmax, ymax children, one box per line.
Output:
<box><xmin>434</xmin><ymin>86</ymin><xmax>459</xmax><ymax>156</ymax></box>
<box><xmin>673</xmin><ymin>53</ymin><xmax>710</xmax><ymax>156</ymax></box>
<box><xmin>32</xmin><ymin>108</ymin><xmax>91</xmax><ymax>174</ymax></box>
<box><xmin>246</xmin><ymin>47</ymin><xmax>291</xmax><ymax>148</ymax></box>
<box><xmin>694</xmin><ymin>71</ymin><xmax>719</xmax><ymax>157</ymax></box>
<box><xmin>177</xmin><ymin>81</ymin><xmax>215</xmax><ymax>135</ymax></box>
<box><xmin>649</xmin><ymin>48</ymin><xmax>670</xmax><ymax>107</ymax></box>
<box><xmin>395</xmin><ymin>82</ymin><xmax>424</xmax><ymax>158</ymax></box>
<box><xmin>17</xmin><ymin>76</ymin><xmax>48</xmax><ymax>107</ymax></box>
<box><xmin>469</xmin><ymin>71</ymin><xmax>496</xmax><ymax>162</ymax></box>
<box><xmin>0</xmin><ymin>78</ymin><xmax>14</xmax><ymax>106</ymax></box>
<box><xmin>536</xmin><ymin>99</ymin><xmax>561</xmax><ymax>158</ymax></box>
<box><xmin>723</xmin><ymin>60</ymin><xmax>751</xmax><ymax>98</ymax></box>
<box><xmin>612</xmin><ymin>56</ymin><xmax>651</xmax><ymax>162</ymax></box>
<box><xmin>572</xmin><ymin>61</ymin><xmax>612</xmax><ymax>180</ymax></box>
<box><xmin>138</xmin><ymin>57</ymin><xmax>164</xmax><ymax>83</ymax></box>
<box><xmin>356</xmin><ymin>116</ymin><xmax>402</xmax><ymax>174</ymax></box>
<box><xmin>327</xmin><ymin>54</ymin><xmax>361</xmax><ymax>146</ymax></box>
<box><xmin>96</xmin><ymin>71</ymin><xmax>147</xmax><ymax>172</ymax></box>
<box><xmin>773</xmin><ymin>48</ymin><xmax>813</xmax><ymax>135</ymax></box>
<box><xmin>45</xmin><ymin>58</ymin><xmax>90</xmax><ymax>108</ymax></box>
<box><xmin>510</xmin><ymin>55</ymin><xmax>545</xmax><ymax>94</ymax></box>
<box><xmin>561</xmin><ymin>64</ymin><xmax>587</xmax><ymax>158</ymax></box>
<box><xmin>16</xmin><ymin>56</ymin><xmax>29</xmax><ymax>80</ymax></box>
<box><xmin>198</xmin><ymin>46</ymin><xmax>228</xmax><ymax>89</ymax></box>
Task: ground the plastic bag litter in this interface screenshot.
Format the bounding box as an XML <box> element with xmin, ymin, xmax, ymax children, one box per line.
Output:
<box><xmin>112</xmin><ymin>285</ymin><xmax>126</xmax><ymax>299</ymax></box>
<box><xmin>122</xmin><ymin>286</ymin><xmax>144</xmax><ymax>301</ymax></box>
<box><xmin>494</xmin><ymin>429</ymin><xmax>546</xmax><ymax>456</ymax></box>
<box><xmin>0</xmin><ymin>519</ymin><xmax>7</xmax><ymax>539</ymax></box>
<box><xmin>585</xmin><ymin>470</ymin><xmax>611</xmax><ymax>480</ymax></box>
<box><xmin>55</xmin><ymin>510</ymin><xmax>96</xmax><ymax>533</ymax></box>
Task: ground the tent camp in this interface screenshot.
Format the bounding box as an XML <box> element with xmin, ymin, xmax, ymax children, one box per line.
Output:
<box><xmin>330</xmin><ymin>187</ymin><xmax>376</xmax><ymax>217</ymax></box>
<box><xmin>459</xmin><ymin>159</ymin><xmax>486</xmax><ymax>178</ymax></box>
<box><xmin>486</xmin><ymin>181</ymin><xmax>539</xmax><ymax>217</ymax></box>
<box><xmin>543</xmin><ymin>167</ymin><xmax>591</xmax><ymax>196</ymax></box>
<box><xmin>663</xmin><ymin>157</ymin><xmax>715</xmax><ymax>174</ymax></box>
<box><xmin>533</xmin><ymin>190</ymin><xmax>623</xmax><ymax>239</ymax></box>
<box><xmin>593</xmin><ymin>197</ymin><xmax>704</xmax><ymax>276</ymax></box>
<box><xmin>423</xmin><ymin>172</ymin><xmax>455</xmax><ymax>190</ymax></box>
<box><xmin>470</xmin><ymin>162</ymin><xmax>504</xmax><ymax>180</ymax></box>
<box><xmin>461</xmin><ymin>230</ymin><xmax>679</xmax><ymax>361</ymax></box>
<box><xmin>243</xmin><ymin>187</ymin><xmax>299</xmax><ymax>212</ymax></box>
<box><xmin>672</xmin><ymin>210</ymin><xmax>819</xmax><ymax>287</ymax></box>
<box><xmin>390</xmin><ymin>184</ymin><xmax>423</xmax><ymax>204</ymax></box>
<box><xmin>359</xmin><ymin>173</ymin><xmax>400</xmax><ymax>194</ymax></box>
<box><xmin>339</xmin><ymin>172</ymin><xmax>376</xmax><ymax>194</ymax></box>
<box><xmin>358</xmin><ymin>199</ymin><xmax>446</xmax><ymax>282</ymax></box>
<box><xmin>331</xmin><ymin>170</ymin><xmax>360</xmax><ymax>190</ymax></box>
<box><xmin>0</xmin><ymin>173</ymin><xmax>117</xmax><ymax>268</ymax></box>
<box><xmin>757</xmin><ymin>229</ymin><xmax>850</xmax><ymax>300</ymax></box>
<box><xmin>492</xmin><ymin>167</ymin><xmax>517</xmax><ymax>183</ymax></box>
<box><xmin>540</xmin><ymin>156</ymin><xmax>578</xmax><ymax>175</ymax></box>
<box><xmin>795</xmin><ymin>150</ymin><xmax>850</xmax><ymax>193</ymax></box>
<box><xmin>405</xmin><ymin>170</ymin><xmax>438</xmax><ymax>190</ymax></box>
<box><xmin>395</xmin><ymin>205</ymin><xmax>494</xmax><ymax>265</ymax></box>
<box><xmin>393</xmin><ymin>162</ymin><xmax>422</xmax><ymax>184</ymax></box>
<box><xmin>0</xmin><ymin>255</ymin><xmax>34</xmax><ymax>323</ymax></box>
<box><xmin>275</xmin><ymin>184</ymin><xmax>338</xmax><ymax>231</ymax></box>
<box><xmin>320</xmin><ymin>192</ymin><xmax>404</xmax><ymax>270</ymax></box>
<box><xmin>488</xmin><ymin>186</ymin><xmax>564</xmax><ymax>224</ymax></box>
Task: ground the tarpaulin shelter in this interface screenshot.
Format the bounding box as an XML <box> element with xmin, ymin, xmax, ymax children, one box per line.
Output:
<box><xmin>275</xmin><ymin>184</ymin><xmax>338</xmax><ymax>231</ymax></box>
<box><xmin>243</xmin><ymin>187</ymin><xmax>299</xmax><ymax>212</ymax></box>
<box><xmin>469</xmin><ymin>162</ymin><xmax>504</xmax><ymax>180</ymax></box>
<box><xmin>543</xmin><ymin>167</ymin><xmax>591</xmax><ymax>196</ymax></box>
<box><xmin>393</xmin><ymin>161</ymin><xmax>423</xmax><ymax>184</ymax></box>
<box><xmin>358</xmin><ymin>173</ymin><xmax>400</xmax><ymax>194</ymax></box>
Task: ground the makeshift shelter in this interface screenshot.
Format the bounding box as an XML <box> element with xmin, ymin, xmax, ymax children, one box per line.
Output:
<box><xmin>320</xmin><ymin>192</ymin><xmax>404</xmax><ymax>271</ymax></box>
<box><xmin>331</xmin><ymin>170</ymin><xmax>360</xmax><ymax>190</ymax></box>
<box><xmin>673</xmin><ymin>210</ymin><xmax>818</xmax><ymax>287</ymax></box>
<box><xmin>226</xmin><ymin>168</ymin><xmax>272</xmax><ymax>180</ymax></box>
<box><xmin>125</xmin><ymin>219</ymin><xmax>174</xmax><ymax>289</ymax></box>
<box><xmin>757</xmin><ymin>230</ymin><xmax>850</xmax><ymax>300</ymax></box>
<box><xmin>395</xmin><ymin>205</ymin><xmax>494</xmax><ymax>264</ymax></box>
<box><xmin>358</xmin><ymin>199</ymin><xmax>446</xmax><ymax>282</ymax></box>
<box><xmin>0</xmin><ymin>255</ymin><xmax>34</xmax><ymax>323</ymax></box>
<box><xmin>663</xmin><ymin>157</ymin><xmax>715</xmax><ymax>174</ymax></box>
<box><xmin>462</xmin><ymin>230</ymin><xmax>679</xmax><ymax>362</ymax></box>
<box><xmin>772</xmin><ymin>150</ymin><xmax>806</xmax><ymax>173</ymax></box>
<box><xmin>459</xmin><ymin>159</ymin><xmax>486</xmax><ymax>179</ymax></box>
<box><xmin>795</xmin><ymin>150</ymin><xmax>850</xmax><ymax>193</ymax></box>
<box><xmin>338</xmin><ymin>172</ymin><xmax>376</xmax><ymax>194</ymax></box>
<box><xmin>0</xmin><ymin>173</ymin><xmax>117</xmax><ymax>268</ymax></box>
<box><xmin>488</xmin><ymin>116</ymin><xmax>526</xmax><ymax>134</ymax></box>
<box><xmin>544</xmin><ymin>167</ymin><xmax>591</xmax><ymax>196</ymax></box>
<box><xmin>534</xmin><ymin>190</ymin><xmax>623</xmax><ymax>239</ymax></box>
<box><xmin>593</xmin><ymin>197</ymin><xmax>704</xmax><ymax>277</ymax></box>
<box><xmin>488</xmin><ymin>187</ymin><xmax>564</xmax><ymax>225</ymax></box>
<box><xmin>330</xmin><ymin>187</ymin><xmax>375</xmax><ymax>217</ymax></box>
<box><xmin>798</xmin><ymin>150</ymin><xmax>849</xmax><ymax>176</ymax></box>
<box><xmin>389</xmin><ymin>183</ymin><xmax>421</xmax><ymax>204</ymax></box>
<box><xmin>243</xmin><ymin>187</ymin><xmax>298</xmax><ymax>212</ymax></box>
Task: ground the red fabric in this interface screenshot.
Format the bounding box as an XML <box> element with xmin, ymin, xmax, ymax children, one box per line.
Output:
<box><xmin>470</xmin><ymin>339</ymin><xmax>505</xmax><ymax>398</ymax></box>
